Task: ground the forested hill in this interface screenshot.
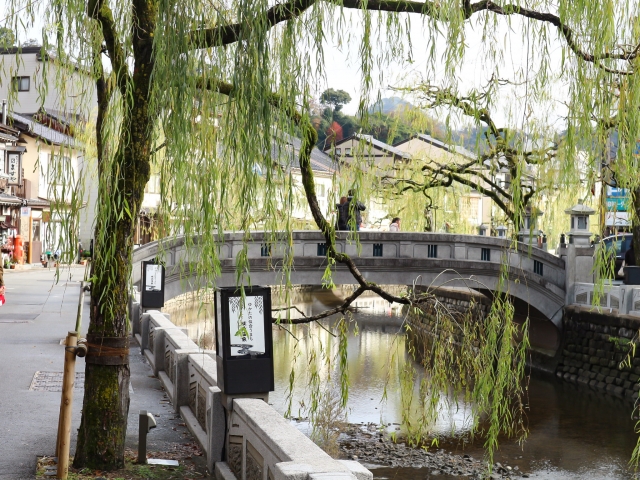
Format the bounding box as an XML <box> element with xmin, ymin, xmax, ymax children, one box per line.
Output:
<box><xmin>313</xmin><ymin>95</ymin><xmax>532</xmax><ymax>154</ymax></box>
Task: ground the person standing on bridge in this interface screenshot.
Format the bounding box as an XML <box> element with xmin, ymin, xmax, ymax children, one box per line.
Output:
<box><xmin>389</xmin><ymin>217</ymin><xmax>401</xmax><ymax>232</ymax></box>
<box><xmin>625</xmin><ymin>244</ymin><xmax>636</xmax><ymax>266</ymax></box>
<box><xmin>346</xmin><ymin>190</ymin><xmax>366</xmax><ymax>231</ymax></box>
<box><xmin>336</xmin><ymin>196</ymin><xmax>348</xmax><ymax>231</ymax></box>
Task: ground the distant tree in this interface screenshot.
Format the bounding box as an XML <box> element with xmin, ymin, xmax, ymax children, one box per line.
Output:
<box><xmin>0</xmin><ymin>27</ymin><xmax>16</xmax><ymax>47</ymax></box>
<box><xmin>320</xmin><ymin>88</ymin><xmax>351</xmax><ymax>112</ymax></box>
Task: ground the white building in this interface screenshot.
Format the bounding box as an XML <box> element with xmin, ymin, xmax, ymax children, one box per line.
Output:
<box><xmin>0</xmin><ymin>46</ymin><xmax>96</xmax><ymax>117</ymax></box>
<box><xmin>394</xmin><ymin>134</ymin><xmax>493</xmax><ymax>234</ymax></box>
<box><xmin>0</xmin><ymin>46</ymin><xmax>98</xmax><ymax>258</ymax></box>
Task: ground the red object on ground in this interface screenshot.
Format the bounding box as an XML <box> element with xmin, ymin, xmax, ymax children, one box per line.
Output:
<box><xmin>13</xmin><ymin>235</ymin><xmax>23</xmax><ymax>263</ymax></box>
<box><xmin>0</xmin><ymin>294</ymin><xmax>5</xmax><ymax>306</ymax></box>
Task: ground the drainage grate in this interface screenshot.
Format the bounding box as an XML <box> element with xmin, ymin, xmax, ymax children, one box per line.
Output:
<box><xmin>30</xmin><ymin>371</ymin><xmax>85</xmax><ymax>392</ymax></box>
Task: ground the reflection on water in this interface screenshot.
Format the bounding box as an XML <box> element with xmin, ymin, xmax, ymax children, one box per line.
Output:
<box><xmin>165</xmin><ymin>286</ymin><xmax>640</xmax><ymax>479</ymax></box>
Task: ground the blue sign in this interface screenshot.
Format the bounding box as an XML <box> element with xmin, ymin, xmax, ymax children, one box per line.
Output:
<box><xmin>607</xmin><ymin>186</ymin><xmax>628</xmax><ymax>197</ymax></box>
<box><xmin>606</xmin><ymin>197</ymin><xmax>629</xmax><ymax>211</ymax></box>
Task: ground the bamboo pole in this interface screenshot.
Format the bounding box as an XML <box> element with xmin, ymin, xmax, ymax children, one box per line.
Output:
<box><xmin>56</xmin><ymin>331</ymin><xmax>78</xmax><ymax>480</ymax></box>
<box><xmin>55</xmin><ymin>284</ymin><xmax>85</xmax><ymax>459</ymax></box>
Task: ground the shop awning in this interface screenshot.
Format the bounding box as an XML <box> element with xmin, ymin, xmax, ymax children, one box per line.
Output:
<box><xmin>0</xmin><ymin>193</ymin><xmax>23</xmax><ymax>206</ymax></box>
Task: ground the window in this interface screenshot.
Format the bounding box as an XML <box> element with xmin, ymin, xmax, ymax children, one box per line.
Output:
<box><xmin>317</xmin><ymin>243</ymin><xmax>328</xmax><ymax>256</ymax></box>
<box><xmin>260</xmin><ymin>243</ymin><xmax>271</xmax><ymax>257</ymax></box>
<box><xmin>461</xmin><ymin>196</ymin><xmax>480</xmax><ymax>222</ymax></box>
<box><xmin>32</xmin><ymin>219</ymin><xmax>41</xmax><ymax>242</ymax></box>
<box><xmin>12</xmin><ymin>76</ymin><xmax>30</xmax><ymax>92</ymax></box>
<box><xmin>481</xmin><ymin>248</ymin><xmax>491</xmax><ymax>261</ymax></box>
<box><xmin>345</xmin><ymin>147</ymin><xmax>352</xmax><ymax>155</ymax></box>
<box><xmin>534</xmin><ymin>260</ymin><xmax>543</xmax><ymax>276</ymax></box>
<box><xmin>316</xmin><ymin>183</ymin><xmax>326</xmax><ymax>198</ymax></box>
<box><xmin>335</xmin><ymin>148</ymin><xmax>342</xmax><ymax>155</ymax></box>
<box><xmin>577</xmin><ymin>216</ymin><xmax>587</xmax><ymax>229</ymax></box>
<box><xmin>427</xmin><ymin>244</ymin><xmax>438</xmax><ymax>258</ymax></box>
<box><xmin>373</xmin><ymin>243</ymin><xmax>383</xmax><ymax>257</ymax></box>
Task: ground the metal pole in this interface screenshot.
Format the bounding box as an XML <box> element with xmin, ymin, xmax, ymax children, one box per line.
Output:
<box><xmin>56</xmin><ymin>332</ymin><xmax>78</xmax><ymax>480</ymax></box>
<box><xmin>138</xmin><ymin>410</ymin><xmax>149</xmax><ymax>464</ymax></box>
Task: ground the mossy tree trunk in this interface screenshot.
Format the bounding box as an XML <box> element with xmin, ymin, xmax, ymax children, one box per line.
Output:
<box><xmin>73</xmin><ymin>0</ymin><xmax>156</xmax><ymax>469</ymax></box>
<box><xmin>633</xmin><ymin>188</ymin><xmax>640</xmax><ymax>266</ymax></box>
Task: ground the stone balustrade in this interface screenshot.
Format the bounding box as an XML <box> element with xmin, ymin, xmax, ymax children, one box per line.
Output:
<box><xmin>130</xmin><ymin>297</ymin><xmax>371</xmax><ymax>480</ymax></box>
<box><xmin>131</xmin><ymin>231</ymin><xmax>566</xmax><ymax>326</ymax></box>
<box><xmin>572</xmin><ymin>282</ymin><xmax>640</xmax><ymax>316</ymax></box>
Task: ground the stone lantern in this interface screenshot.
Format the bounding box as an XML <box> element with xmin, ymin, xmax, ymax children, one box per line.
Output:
<box><xmin>496</xmin><ymin>225</ymin><xmax>507</xmax><ymax>238</ymax></box>
<box><xmin>518</xmin><ymin>206</ymin><xmax>543</xmax><ymax>246</ymax></box>
<box><xmin>564</xmin><ymin>201</ymin><xmax>596</xmax><ymax>246</ymax></box>
<box><xmin>477</xmin><ymin>223</ymin><xmax>489</xmax><ymax>236</ymax></box>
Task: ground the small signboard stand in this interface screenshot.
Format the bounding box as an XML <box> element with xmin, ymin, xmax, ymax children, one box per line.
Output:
<box><xmin>141</xmin><ymin>260</ymin><xmax>165</xmax><ymax>309</ymax></box>
<box><xmin>214</xmin><ymin>286</ymin><xmax>274</xmax><ymax>396</ymax></box>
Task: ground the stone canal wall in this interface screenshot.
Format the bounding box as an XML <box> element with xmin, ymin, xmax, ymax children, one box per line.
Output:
<box><xmin>555</xmin><ymin>305</ymin><xmax>640</xmax><ymax>402</ymax></box>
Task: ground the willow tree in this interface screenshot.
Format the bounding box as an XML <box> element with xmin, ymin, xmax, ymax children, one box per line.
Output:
<box><xmin>4</xmin><ymin>0</ymin><xmax>640</xmax><ymax>470</ymax></box>
<box><xmin>384</xmin><ymin>85</ymin><xmax>558</xmax><ymax>226</ymax></box>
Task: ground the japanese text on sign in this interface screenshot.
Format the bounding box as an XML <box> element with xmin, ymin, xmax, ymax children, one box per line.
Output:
<box><xmin>145</xmin><ymin>264</ymin><xmax>162</xmax><ymax>291</ymax></box>
<box><xmin>228</xmin><ymin>295</ymin><xmax>265</xmax><ymax>356</ymax></box>
<box><xmin>7</xmin><ymin>154</ymin><xmax>20</xmax><ymax>185</ymax></box>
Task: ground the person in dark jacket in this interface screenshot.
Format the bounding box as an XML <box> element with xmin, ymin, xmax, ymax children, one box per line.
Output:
<box><xmin>625</xmin><ymin>244</ymin><xmax>636</xmax><ymax>266</ymax></box>
<box><xmin>346</xmin><ymin>190</ymin><xmax>366</xmax><ymax>231</ymax></box>
<box><xmin>336</xmin><ymin>196</ymin><xmax>348</xmax><ymax>230</ymax></box>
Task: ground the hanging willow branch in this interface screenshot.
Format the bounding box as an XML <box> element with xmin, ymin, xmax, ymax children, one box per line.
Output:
<box><xmin>384</xmin><ymin>85</ymin><xmax>557</xmax><ymax>222</ymax></box>
<box><xmin>185</xmin><ymin>0</ymin><xmax>640</xmax><ymax>72</ymax></box>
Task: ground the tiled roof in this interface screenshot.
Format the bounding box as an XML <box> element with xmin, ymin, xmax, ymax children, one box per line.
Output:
<box><xmin>0</xmin><ymin>193</ymin><xmax>24</xmax><ymax>206</ymax></box>
<box><xmin>10</xmin><ymin>113</ymin><xmax>79</xmax><ymax>147</ymax></box>
<box><xmin>274</xmin><ymin>134</ymin><xmax>337</xmax><ymax>174</ymax></box>
<box><xmin>42</xmin><ymin>108</ymin><xmax>85</xmax><ymax>126</ymax></box>
<box><xmin>352</xmin><ymin>133</ymin><xmax>411</xmax><ymax>160</ymax></box>
<box><xmin>286</xmin><ymin>135</ymin><xmax>336</xmax><ymax>174</ymax></box>
<box><xmin>331</xmin><ymin>133</ymin><xmax>411</xmax><ymax>160</ymax></box>
<box><xmin>26</xmin><ymin>198</ymin><xmax>50</xmax><ymax>207</ymax></box>
<box><xmin>0</xmin><ymin>131</ymin><xmax>19</xmax><ymax>142</ymax></box>
<box><xmin>406</xmin><ymin>134</ymin><xmax>477</xmax><ymax>160</ymax></box>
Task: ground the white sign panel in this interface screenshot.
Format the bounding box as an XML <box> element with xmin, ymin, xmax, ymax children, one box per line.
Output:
<box><xmin>7</xmin><ymin>154</ymin><xmax>20</xmax><ymax>185</ymax></box>
<box><xmin>228</xmin><ymin>295</ymin><xmax>265</xmax><ymax>357</ymax></box>
<box><xmin>20</xmin><ymin>207</ymin><xmax>31</xmax><ymax>216</ymax></box>
<box><xmin>145</xmin><ymin>264</ymin><xmax>162</xmax><ymax>291</ymax></box>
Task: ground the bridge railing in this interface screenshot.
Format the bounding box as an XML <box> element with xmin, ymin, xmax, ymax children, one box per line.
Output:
<box><xmin>572</xmin><ymin>282</ymin><xmax>640</xmax><ymax>316</ymax></box>
<box><xmin>130</xmin><ymin>295</ymin><xmax>371</xmax><ymax>479</ymax></box>
<box><xmin>131</xmin><ymin>231</ymin><xmax>566</xmax><ymax>288</ymax></box>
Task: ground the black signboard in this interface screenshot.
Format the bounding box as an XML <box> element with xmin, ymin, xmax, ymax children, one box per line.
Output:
<box><xmin>214</xmin><ymin>286</ymin><xmax>274</xmax><ymax>395</ymax></box>
<box><xmin>140</xmin><ymin>260</ymin><xmax>165</xmax><ymax>309</ymax></box>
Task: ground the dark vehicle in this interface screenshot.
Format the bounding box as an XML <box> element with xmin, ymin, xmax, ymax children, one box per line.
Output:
<box><xmin>601</xmin><ymin>233</ymin><xmax>633</xmax><ymax>278</ymax></box>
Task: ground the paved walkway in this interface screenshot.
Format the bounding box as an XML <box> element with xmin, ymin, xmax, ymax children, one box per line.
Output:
<box><xmin>0</xmin><ymin>267</ymin><xmax>203</xmax><ymax>479</ymax></box>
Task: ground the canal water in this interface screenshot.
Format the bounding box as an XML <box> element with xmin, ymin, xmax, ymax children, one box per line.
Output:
<box><xmin>165</xmin><ymin>287</ymin><xmax>640</xmax><ymax>479</ymax></box>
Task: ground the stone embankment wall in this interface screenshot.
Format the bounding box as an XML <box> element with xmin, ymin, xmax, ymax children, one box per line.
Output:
<box><xmin>555</xmin><ymin>305</ymin><xmax>640</xmax><ymax>402</ymax></box>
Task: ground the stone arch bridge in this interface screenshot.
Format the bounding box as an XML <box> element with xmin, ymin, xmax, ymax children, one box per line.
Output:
<box><xmin>132</xmin><ymin>231</ymin><xmax>566</xmax><ymax>329</ymax></box>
